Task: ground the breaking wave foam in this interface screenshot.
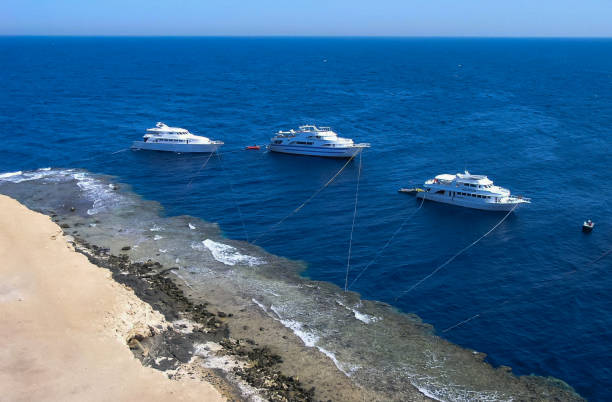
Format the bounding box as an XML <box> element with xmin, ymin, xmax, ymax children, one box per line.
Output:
<box><xmin>270</xmin><ymin>305</ymin><xmax>319</xmax><ymax>347</ymax></box>
<box><xmin>0</xmin><ymin>168</ymin><xmax>121</xmax><ymax>215</ymax></box>
<box><xmin>72</xmin><ymin>173</ymin><xmax>116</xmax><ymax>215</ymax></box>
<box><xmin>260</xmin><ymin>301</ymin><xmax>359</xmax><ymax>378</ymax></box>
<box><xmin>336</xmin><ymin>300</ymin><xmax>380</xmax><ymax>324</ymax></box>
<box><xmin>0</xmin><ymin>168</ymin><xmax>55</xmax><ymax>183</ymax></box>
<box><xmin>72</xmin><ymin>172</ymin><xmax>119</xmax><ymax>215</ymax></box>
<box><xmin>202</xmin><ymin>239</ymin><xmax>264</xmax><ymax>266</ymax></box>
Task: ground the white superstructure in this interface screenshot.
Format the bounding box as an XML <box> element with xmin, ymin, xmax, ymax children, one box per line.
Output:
<box><xmin>416</xmin><ymin>171</ymin><xmax>530</xmax><ymax>211</ymax></box>
<box><xmin>268</xmin><ymin>125</ymin><xmax>370</xmax><ymax>158</ymax></box>
<box><xmin>131</xmin><ymin>122</ymin><xmax>223</xmax><ymax>153</ymax></box>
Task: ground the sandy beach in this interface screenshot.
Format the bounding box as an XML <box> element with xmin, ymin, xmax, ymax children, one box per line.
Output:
<box><xmin>0</xmin><ymin>195</ymin><xmax>224</xmax><ymax>401</ymax></box>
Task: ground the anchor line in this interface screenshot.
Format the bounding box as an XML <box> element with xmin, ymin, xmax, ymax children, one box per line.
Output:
<box><xmin>344</xmin><ymin>151</ymin><xmax>363</xmax><ymax>292</ymax></box>
<box><xmin>441</xmin><ymin>273</ymin><xmax>573</xmax><ymax>334</ymax></box>
<box><xmin>586</xmin><ymin>245</ymin><xmax>612</xmax><ymax>266</ymax></box>
<box><xmin>186</xmin><ymin>151</ymin><xmax>215</xmax><ymax>188</ymax></box>
<box><xmin>442</xmin><ymin>242</ymin><xmax>612</xmax><ymax>333</ymax></box>
<box><xmin>348</xmin><ymin>194</ymin><xmax>426</xmax><ymax>290</ymax></box>
<box><xmin>395</xmin><ymin>203</ymin><xmax>518</xmax><ymax>301</ymax></box>
<box><xmin>252</xmin><ymin>152</ymin><xmax>359</xmax><ymax>245</ymax></box>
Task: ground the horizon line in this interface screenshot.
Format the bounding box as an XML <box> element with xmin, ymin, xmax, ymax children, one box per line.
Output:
<box><xmin>1</xmin><ymin>34</ymin><xmax>612</xmax><ymax>39</ymax></box>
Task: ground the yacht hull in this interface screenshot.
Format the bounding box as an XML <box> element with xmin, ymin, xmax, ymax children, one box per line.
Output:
<box><xmin>268</xmin><ymin>144</ymin><xmax>364</xmax><ymax>158</ymax></box>
<box><xmin>416</xmin><ymin>192</ymin><xmax>525</xmax><ymax>211</ymax></box>
<box><xmin>131</xmin><ymin>141</ymin><xmax>222</xmax><ymax>153</ymax></box>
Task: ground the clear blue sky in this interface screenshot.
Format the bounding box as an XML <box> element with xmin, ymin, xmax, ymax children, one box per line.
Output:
<box><xmin>2</xmin><ymin>0</ymin><xmax>611</xmax><ymax>37</ymax></box>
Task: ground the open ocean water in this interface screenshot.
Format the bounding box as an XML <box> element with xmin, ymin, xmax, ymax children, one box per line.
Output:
<box><xmin>1</xmin><ymin>37</ymin><xmax>611</xmax><ymax>400</ymax></box>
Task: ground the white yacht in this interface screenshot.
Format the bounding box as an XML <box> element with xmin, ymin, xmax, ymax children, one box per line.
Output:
<box><xmin>268</xmin><ymin>125</ymin><xmax>370</xmax><ymax>158</ymax></box>
<box><xmin>131</xmin><ymin>122</ymin><xmax>223</xmax><ymax>153</ymax></box>
<box><xmin>416</xmin><ymin>171</ymin><xmax>530</xmax><ymax>211</ymax></box>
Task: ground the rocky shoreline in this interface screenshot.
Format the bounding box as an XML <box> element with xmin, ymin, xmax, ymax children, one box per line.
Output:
<box><xmin>0</xmin><ymin>168</ymin><xmax>585</xmax><ymax>402</ymax></box>
<box><xmin>66</xmin><ymin>230</ymin><xmax>585</xmax><ymax>402</ymax></box>
<box><xmin>72</xmin><ymin>238</ymin><xmax>319</xmax><ymax>402</ymax></box>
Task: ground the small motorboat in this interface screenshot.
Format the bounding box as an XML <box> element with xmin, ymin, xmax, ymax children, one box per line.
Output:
<box><xmin>245</xmin><ymin>145</ymin><xmax>260</xmax><ymax>150</ymax></box>
<box><xmin>582</xmin><ymin>220</ymin><xmax>595</xmax><ymax>233</ymax></box>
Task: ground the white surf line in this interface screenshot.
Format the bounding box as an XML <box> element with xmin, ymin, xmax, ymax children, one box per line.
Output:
<box><xmin>344</xmin><ymin>151</ymin><xmax>363</xmax><ymax>292</ymax></box>
<box><xmin>251</xmin><ymin>299</ymin><xmax>356</xmax><ymax>377</ymax></box>
<box><xmin>335</xmin><ymin>300</ymin><xmax>379</xmax><ymax>324</ymax></box>
<box><xmin>252</xmin><ymin>153</ymin><xmax>358</xmax><ymax>245</ymax></box>
<box><xmin>395</xmin><ymin>204</ymin><xmax>517</xmax><ymax>301</ymax></box>
<box><xmin>202</xmin><ymin>239</ymin><xmax>264</xmax><ymax>266</ymax></box>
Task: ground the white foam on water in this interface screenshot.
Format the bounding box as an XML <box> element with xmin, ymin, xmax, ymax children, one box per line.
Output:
<box><xmin>252</xmin><ymin>298</ymin><xmax>268</xmax><ymax>312</ymax></box>
<box><xmin>414</xmin><ymin>385</ymin><xmax>444</xmax><ymax>401</ymax></box>
<box><xmin>188</xmin><ymin>223</ymin><xmax>196</xmax><ymax>230</ymax></box>
<box><xmin>202</xmin><ymin>239</ymin><xmax>264</xmax><ymax>267</ymax></box>
<box><xmin>270</xmin><ymin>305</ymin><xmax>319</xmax><ymax>347</ymax></box>
<box><xmin>336</xmin><ymin>300</ymin><xmax>380</xmax><ymax>324</ymax></box>
<box><xmin>159</xmin><ymin>249</ymin><xmax>167</xmax><ymax>253</ymax></box>
<box><xmin>0</xmin><ymin>168</ymin><xmax>65</xmax><ymax>184</ymax></box>
<box><xmin>399</xmin><ymin>365</ymin><xmax>513</xmax><ymax>402</ymax></box>
<box><xmin>352</xmin><ymin>309</ymin><xmax>379</xmax><ymax>324</ymax></box>
<box><xmin>0</xmin><ymin>171</ymin><xmax>23</xmax><ymax>179</ymax></box>
<box><xmin>72</xmin><ymin>172</ymin><xmax>120</xmax><ymax>215</ymax></box>
<box><xmin>316</xmin><ymin>346</ymin><xmax>360</xmax><ymax>377</ymax></box>
<box><xmin>149</xmin><ymin>225</ymin><xmax>162</xmax><ymax>232</ymax></box>
<box><xmin>264</xmin><ymin>303</ymin><xmax>359</xmax><ymax>379</ymax></box>
<box><xmin>153</xmin><ymin>235</ymin><xmax>163</xmax><ymax>241</ymax></box>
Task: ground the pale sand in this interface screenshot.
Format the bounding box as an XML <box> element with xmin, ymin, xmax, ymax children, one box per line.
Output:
<box><xmin>0</xmin><ymin>195</ymin><xmax>224</xmax><ymax>402</ymax></box>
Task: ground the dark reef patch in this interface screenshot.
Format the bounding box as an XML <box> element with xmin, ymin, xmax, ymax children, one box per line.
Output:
<box><xmin>73</xmin><ymin>237</ymin><xmax>318</xmax><ymax>402</ymax></box>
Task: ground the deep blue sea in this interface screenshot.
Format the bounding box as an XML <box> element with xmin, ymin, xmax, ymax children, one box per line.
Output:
<box><xmin>1</xmin><ymin>37</ymin><xmax>611</xmax><ymax>400</ymax></box>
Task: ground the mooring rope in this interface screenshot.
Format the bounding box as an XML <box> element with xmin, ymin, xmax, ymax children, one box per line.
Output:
<box><xmin>395</xmin><ymin>203</ymin><xmax>518</xmax><ymax>301</ymax></box>
<box><xmin>344</xmin><ymin>151</ymin><xmax>363</xmax><ymax>292</ymax></box>
<box><xmin>586</xmin><ymin>245</ymin><xmax>612</xmax><ymax>266</ymax></box>
<box><xmin>442</xmin><ymin>242</ymin><xmax>612</xmax><ymax>333</ymax></box>
<box><xmin>252</xmin><ymin>152</ymin><xmax>359</xmax><ymax>245</ymax></box>
<box><xmin>186</xmin><ymin>151</ymin><xmax>215</xmax><ymax>188</ymax></box>
<box><xmin>348</xmin><ymin>194</ymin><xmax>426</xmax><ymax>290</ymax></box>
